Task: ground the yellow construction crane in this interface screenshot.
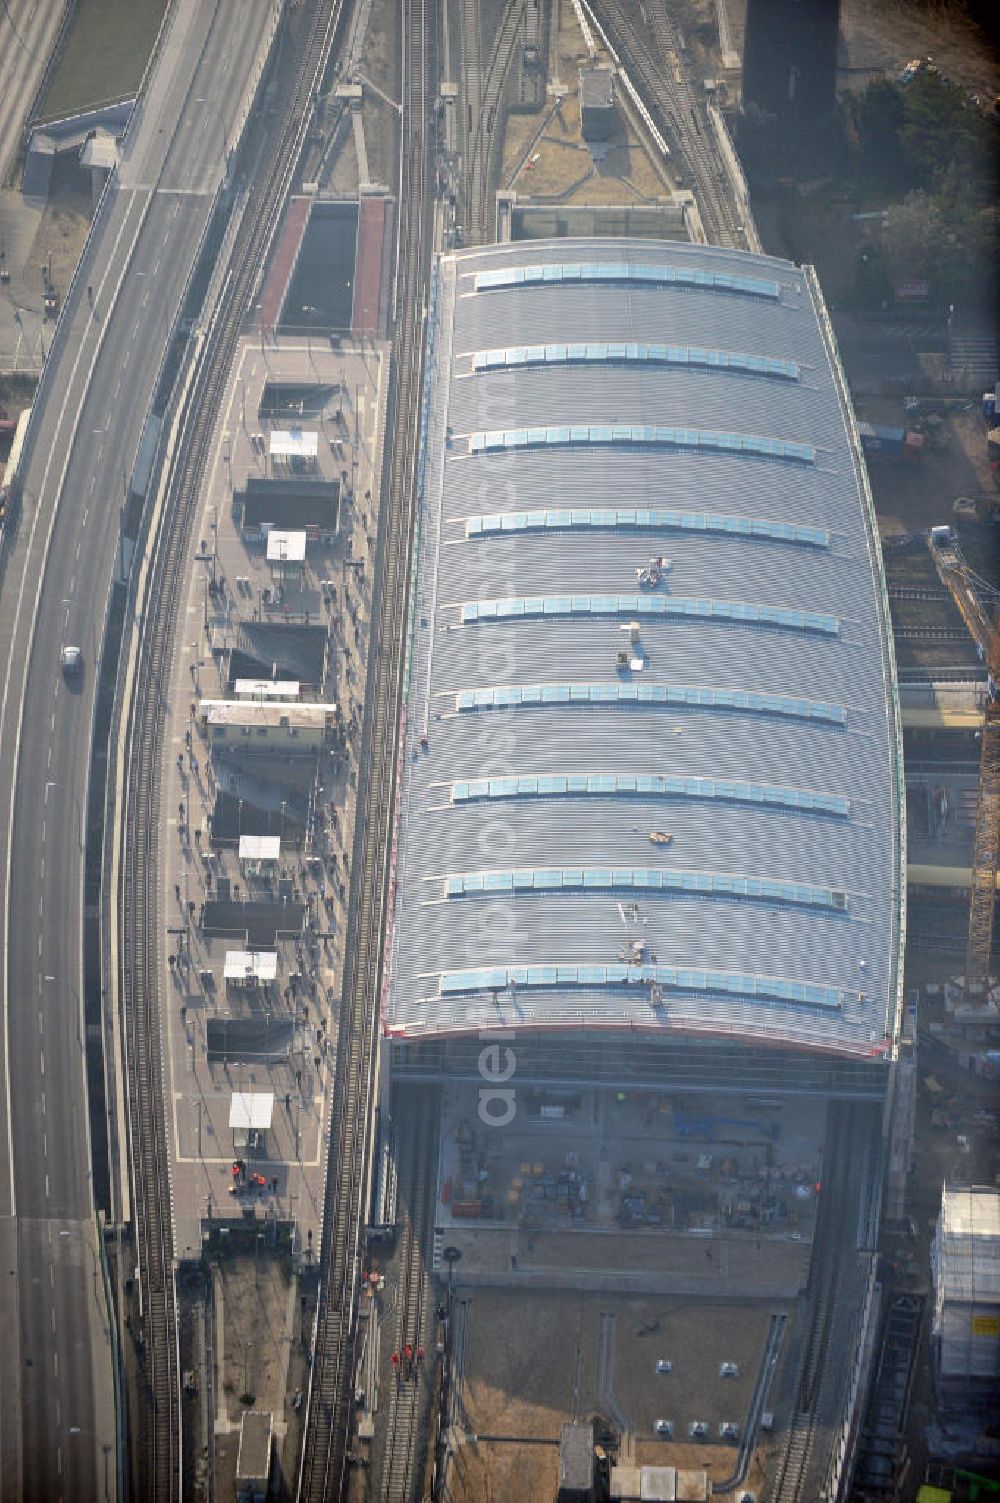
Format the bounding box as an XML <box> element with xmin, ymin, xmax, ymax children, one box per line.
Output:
<box><xmin>928</xmin><ymin>526</ymin><xmax>1000</xmax><ymax>1000</ymax></box>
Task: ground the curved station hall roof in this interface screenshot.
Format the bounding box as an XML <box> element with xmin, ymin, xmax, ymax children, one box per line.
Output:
<box><xmin>385</xmin><ymin>239</ymin><xmax>904</xmax><ymax>1058</ymax></box>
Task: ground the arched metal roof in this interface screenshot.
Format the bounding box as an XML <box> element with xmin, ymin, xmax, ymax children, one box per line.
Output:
<box><xmin>385</xmin><ymin>239</ymin><xmax>904</xmax><ymax>1058</ymax></box>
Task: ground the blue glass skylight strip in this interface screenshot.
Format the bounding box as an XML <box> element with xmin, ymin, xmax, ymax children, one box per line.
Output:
<box><xmin>450</xmin><ymin>773</ymin><xmax>849</xmax><ymax>817</ymax></box>
<box><xmin>472</xmin><ymin>343</ymin><xmax>799</xmax><ymax>380</ymax></box>
<box><xmin>465</xmin><ymin>508</ymin><xmax>829</xmax><ymax>548</ymax></box>
<box><xmin>468</xmin><ymin>425</ymin><xmax>815</xmax><ymax>464</ymax></box>
<box><xmin>443</xmin><ymin>867</ymin><xmax>844</xmax><ymax>910</ymax></box>
<box><xmin>454</xmin><ymin>682</ymin><xmax>847</xmax><ymax>725</ymax></box>
<box><xmin>460</xmin><ymin>594</ymin><xmax>839</xmax><ymax>635</ymax></box>
<box><xmin>472</xmin><ymin>263</ymin><xmax>782</xmax><ymax>300</ymax></box>
<box><xmin>439</xmin><ymin>963</ymin><xmax>841</xmax><ymax>1010</ymax></box>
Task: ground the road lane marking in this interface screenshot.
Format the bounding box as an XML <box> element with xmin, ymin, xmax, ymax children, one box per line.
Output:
<box><xmin>0</xmin><ymin>188</ymin><xmax>146</xmax><ymax>1214</ymax></box>
<box><xmin>39</xmin><ymin>1052</ymin><xmax>44</xmax><ymax>1077</ymax></box>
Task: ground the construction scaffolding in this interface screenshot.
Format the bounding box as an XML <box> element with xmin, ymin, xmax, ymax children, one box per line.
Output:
<box><xmin>928</xmin><ymin>531</ymin><xmax>1000</xmax><ymax>1000</ymax></box>
<box><xmin>932</xmin><ymin>1185</ymin><xmax>1000</xmax><ymax>1408</ymax></box>
<box><xmin>968</xmin><ymin>702</ymin><xmax>1000</xmax><ymax>992</ymax></box>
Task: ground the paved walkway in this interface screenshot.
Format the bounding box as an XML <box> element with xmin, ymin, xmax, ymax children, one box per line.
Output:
<box><xmin>0</xmin><ymin>0</ymin><xmax>71</xmax><ymax>373</ymax></box>
<box><xmin>0</xmin><ymin>189</ymin><xmax>48</xmax><ymax>373</ymax></box>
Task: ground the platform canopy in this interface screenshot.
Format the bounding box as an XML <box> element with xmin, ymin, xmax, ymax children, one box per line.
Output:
<box><xmin>233</xmin><ymin>679</ymin><xmax>301</xmax><ymax>700</ymax></box>
<box><xmin>266</xmin><ymin>527</ymin><xmax>307</xmax><ymax>562</ymax></box>
<box><xmin>229</xmin><ymin>1091</ymin><xmax>274</xmax><ymax>1131</ymax></box>
<box><xmin>239</xmin><ymin>835</ymin><xmax>281</xmax><ymax>862</ymax></box>
<box><xmin>224</xmin><ymin>949</ymin><xmax>278</xmax><ymax>983</ymax></box>
<box><xmin>269</xmin><ymin>427</ymin><xmax>318</xmax><ymax>459</ymax></box>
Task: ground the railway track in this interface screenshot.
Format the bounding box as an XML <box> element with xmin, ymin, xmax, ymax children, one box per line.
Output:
<box><xmin>767</xmin><ymin>1102</ymin><xmax>862</xmax><ymax>1502</ymax></box>
<box><xmin>892</xmin><ymin>626</ymin><xmax>972</xmax><ymax>641</ymax></box>
<box><xmin>896</xmin><ymin>665</ymin><xmax>986</xmax><ymax>683</ymax></box>
<box><xmin>886</xmin><ymin>586</ymin><xmax>950</xmax><ymax>602</ymax></box>
<box><xmin>378</xmin><ymin>1088</ymin><xmax>440</xmax><ymax>1502</ymax></box>
<box><xmin>460</xmin><ymin>0</ymin><xmax>525</xmax><ymax>244</ymax></box>
<box><xmin>297</xmin><ymin>0</ymin><xmax>437</xmax><ymax>1496</ymax></box>
<box><xmin>118</xmin><ymin>5</ymin><xmax>344</xmax><ymax>1497</ymax></box>
<box><xmin>585</xmin><ymin>0</ymin><xmax>744</xmax><ymax>249</ymax></box>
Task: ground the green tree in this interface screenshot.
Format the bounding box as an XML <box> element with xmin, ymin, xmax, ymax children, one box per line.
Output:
<box><xmin>883</xmin><ymin>188</ymin><xmax>999</xmax><ymax>305</ymax></box>
<box><xmin>883</xmin><ymin>191</ymin><xmax>944</xmax><ymax>283</ymax></box>
<box><xmin>900</xmin><ymin>71</ymin><xmax>995</xmax><ymax>193</ymax></box>
<box><xmin>848</xmin><ymin>72</ymin><xmax>999</xmax><ymax>200</ymax></box>
<box><xmin>852</xmin><ymin>80</ymin><xmax>907</xmax><ymax>188</ymax></box>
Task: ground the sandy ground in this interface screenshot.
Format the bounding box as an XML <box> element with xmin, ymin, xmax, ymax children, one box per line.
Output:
<box><xmin>837</xmin><ymin>0</ymin><xmax>1000</xmax><ymax>97</ymax></box>
<box><xmin>350</xmin><ymin>0</ymin><xmax>399</xmax><ymax>190</ymax></box>
<box><xmin>854</xmin><ymin>395</ymin><xmax>986</xmax><ymax>535</ymax></box>
<box><xmin>316</xmin><ymin>0</ymin><xmax>398</xmax><ymax>196</ymax></box>
<box><xmin>499</xmin><ymin>3</ymin><xmax>674</xmax><ymax>206</ymax></box>
<box><xmin>450</xmin><ymin>1288</ymin><xmax>785</xmax><ymax>1502</ymax></box>
<box><xmin>684</xmin><ymin>0</ymin><xmax>1000</xmax><ymax>99</ymax></box>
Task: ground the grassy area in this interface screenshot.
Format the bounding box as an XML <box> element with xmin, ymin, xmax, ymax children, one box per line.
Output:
<box><xmin>38</xmin><ymin>0</ymin><xmax>167</xmax><ymax>123</ymax></box>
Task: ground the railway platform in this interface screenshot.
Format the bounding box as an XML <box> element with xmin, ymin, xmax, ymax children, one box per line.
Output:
<box><xmin>157</xmin><ymin>328</ymin><xmax>390</xmax><ymax>1265</ymax></box>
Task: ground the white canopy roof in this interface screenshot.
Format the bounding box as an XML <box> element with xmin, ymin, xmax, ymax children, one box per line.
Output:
<box><xmin>266</xmin><ymin>528</ymin><xmax>307</xmax><ymax>563</ymax></box>
<box><xmin>224</xmin><ymin>950</ymin><xmax>278</xmax><ymax>983</ymax></box>
<box><xmin>229</xmin><ymin>1091</ymin><xmax>274</xmax><ymax>1131</ymax></box>
<box><xmin>239</xmin><ymin>835</ymin><xmax>281</xmax><ymax>861</ymax></box>
<box><xmin>269</xmin><ymin>427</ymin><xmax>318</xmax><ymax>459</ymax></box>
<box><xmin>234</xmin><ymin>679</ymin><xmax>301</xmax><ymax>700</ymax></box>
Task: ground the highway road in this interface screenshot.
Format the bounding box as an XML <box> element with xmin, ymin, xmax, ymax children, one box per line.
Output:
<box><xmin>0</xmin><ymin>2</ymin><xmax>279</xmax><ymax>1497</ymax></box>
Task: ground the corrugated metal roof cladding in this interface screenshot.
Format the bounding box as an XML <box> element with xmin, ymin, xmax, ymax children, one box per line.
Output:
<box><xmin>386</xmin><ymin>239</ymin><xmax>904</xmax><ymax>1057</ymax></box>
